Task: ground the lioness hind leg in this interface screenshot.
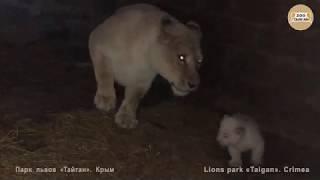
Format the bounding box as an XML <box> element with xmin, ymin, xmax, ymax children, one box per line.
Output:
<box><xmin>115</xmin><ymin>85</ymin><xmax>149</xmax><ymax>129</ymax></box>
<box><xmin>90</xmin><ymin>49</ymin><xmax>116</xmax><ymax>112</ymax></box>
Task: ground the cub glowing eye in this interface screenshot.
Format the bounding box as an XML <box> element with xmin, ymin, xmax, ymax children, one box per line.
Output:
<box><xmin>197</xmin><ymin>59</ymin><xmax>202</xmax><ymax>64</ymax></box>
<box><xmin>178</xmin><ymin>55</ymin><xmax>186</xmax><ymax>63</ymax></box>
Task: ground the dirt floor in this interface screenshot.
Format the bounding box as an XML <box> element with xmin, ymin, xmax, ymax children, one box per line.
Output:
<box><xmin>0</xmin><ymin>43</ymin><xmax>319</xmax><ymax>180</ymax></box>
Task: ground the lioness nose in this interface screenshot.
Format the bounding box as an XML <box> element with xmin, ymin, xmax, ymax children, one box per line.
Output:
<box><xmin>188</xmin><ymin>81</ymin><xmax>199</xmax><ymax>90</ymax></box>
<box><xmin>187</xmin><ymin>74</ymin><xmax>200</xmax><ymax>90</ymax></box>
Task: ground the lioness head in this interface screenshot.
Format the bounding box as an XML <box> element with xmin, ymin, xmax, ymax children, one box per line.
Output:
<box><xmin>151</xmin><ymin>16</ymin><xmax>203</xmax><ymax>96</ymax></box>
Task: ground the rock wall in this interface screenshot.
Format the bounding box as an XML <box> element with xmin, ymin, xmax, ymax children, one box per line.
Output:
<box><xmin>0</xmin><ymin>0</ymin><xmax>116</xmax><ymax>46</ymax></box>
<box><xmin>206</xmin><ymin>0</ymin><xmax>320</xmax><ymax>147</ymax></box>
<box><xmin>207</xmin><ymin>0</ymin><xmax>320</xmax><ymax>147</ymax></box>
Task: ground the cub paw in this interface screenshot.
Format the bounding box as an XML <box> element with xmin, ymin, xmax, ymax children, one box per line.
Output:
<box><xmin>94</xmin><ymin>94</ymin><xmax>116</xmax><ymax>112</ymax></box>
<box><xmin>251</xmin><ymin>158</ymin><xmax>262</xmax><ymax>166</ymax></box>
<box><xmin>115</xmin><ymin>111</ymin><xmax>138</xmax><ymax>129</ymax></box>
<box><xmin>228</xmin><ymin>160</ymin><xmax>243</xmax><ymax>167</ymax></box>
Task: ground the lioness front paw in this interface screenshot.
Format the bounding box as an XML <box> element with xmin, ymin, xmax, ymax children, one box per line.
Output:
<box><xmin>94</xmin><ymin>94</ymin><xmax>116</xmax><ymax>112</ymax></box>
<box><xmin>115</xmin><ymin>111</ymin><xmax>138</xmax><ymax>129</ymax></box>
<box><xmin>228</xmin><ymin>160</ymin><xmax>242</xmax><ymax>167</ymax></box>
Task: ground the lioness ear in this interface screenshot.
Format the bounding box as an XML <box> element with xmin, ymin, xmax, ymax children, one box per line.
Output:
<box><xmin>186</xmin><ymin>21</ymin><xmax>202</xmax><ymax>38</ymax></box>
<box><xmin>159</xmin><ymin>16</ymin><xmax>176</xmax><ymax>43</ymax></box>
<box><xmin>162</xmin><ymin>16</ymin><xmax>174</xmax><ymax>27</ymax></box>
<box><xmin>235</xmin><ymin>126</ymin><xmax>245</xmax><ymax>136</ymax></box>
<box><xmin>223</xmin><ymin>114</ymin><xmax>232</xmax><ymax>119</ymax></box>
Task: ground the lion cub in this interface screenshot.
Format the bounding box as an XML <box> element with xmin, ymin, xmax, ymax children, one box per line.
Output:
<box><xmin>217</xmin><ymin>114</ymin><xmax>264</xmax><ymax>167</ymax></box>
<box><xmin>89</xmin><ymin>4</ymin><xmax>202</xmax><ymax>129</ymax></box>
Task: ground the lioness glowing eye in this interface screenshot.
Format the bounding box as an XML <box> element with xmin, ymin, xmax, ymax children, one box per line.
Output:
<box><xmin>178</xmin><ymin>54</ymin><xmax>186</xmax><ymax>63</ymax></box>
<box><xmin>197</xmin><ymin>59</ymin><xmax>203</xmax><ymax>64</ymax></box>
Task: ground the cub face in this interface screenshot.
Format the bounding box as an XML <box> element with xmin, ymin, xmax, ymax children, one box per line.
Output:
<box><xmin>152</xmin><ymin>17</ymin><xmax>203</xmax><ymax>96</ymax></box>
<box><xmin>217</xmin><ymin>115</ymin><xmax>245</xmax><ymax>147</ymax></box>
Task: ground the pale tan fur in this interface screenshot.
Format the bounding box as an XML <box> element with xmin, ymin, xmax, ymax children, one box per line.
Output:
<box><xmin>89</xmin><ymin>4</ymin><xmax>202</xmax><ymax>128</ymax></box>
<box><xmin>217</xmin><ymin>114</ymin><xmax>264</xmax><ymax>167</ymax></box>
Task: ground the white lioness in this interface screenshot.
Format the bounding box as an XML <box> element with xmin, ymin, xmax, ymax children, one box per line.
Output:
<box><xmin>217</xmin><ymin>114</ymin><xmax>264</xmax><ymax>167</ymax></box>
<box><xmin>89</xmin><ymin>4</ymin><xmax>203</xmax><ymax>128</ymax></box>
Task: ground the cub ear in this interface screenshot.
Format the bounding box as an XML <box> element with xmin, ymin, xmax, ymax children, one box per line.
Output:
<box><xmin>234</xmin><ymin>126</ymin><xmax>245</xmax><ymax>136</ymax></box>
<box><xmin>186</xmin><ymin>21</ymin><xmax>202</xmax><ymax>38</ymax></box>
